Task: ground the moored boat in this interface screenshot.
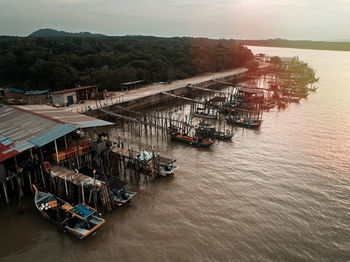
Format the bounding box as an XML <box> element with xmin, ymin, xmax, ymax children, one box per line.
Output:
<box><xmin>289</xmin><ymin>96</ymin><xmax>302</xmax><ymax>103</ymax></box>
<box><xmin>193</xmin><ymin>111</ymin><xmax>218</xmax><ymax>119</ymax></box>
<box><xmin>214</xmin><ymin>130</ymin><xmax>234</xmax><ymax>140</ymax></box>
<box><xmin>78</xmin><ymin>167</ymin><xmax>137</xmax><ymax>206</ymax></box>
<box><xmin>33</xmin><ymin>185</ymin><xmax>105</xmax><ymax>239</ymax></box>
<box><xmin>136</xmin><ymin>151</ymin><xmax>179</xmax><ymax>176</ymax></box>
<box><xmin>225</xmin><ymin>116</ymin><xmax>263</xmax><ymax>128</ymax></box>
<box><xmin>171</xmin><ymin>133</ymin><xmax>215</xmax><ymax>147</ymax></box>
<box><xmin>308</xmin><ymin>86</ymin><xmax>318</xmax><ymax>92</ymax></box>
<box><xmin>263</xmin><ymin>101</ymin><xmax>276</xmax><ymax>110</ymax></box>
<box><xmin>106</xmin><ymin>177</ymin><xmax>137</xmax><ymax>207</ymax></box>
<box><xmin>170</xmin><ymin>125</ymin><xmax>215</xmax><ymax>147</ymax></box>
<box><xmin>278</xmin><ymin>100</ymin><xmax>288</xmax><ymax>108</ymax></box>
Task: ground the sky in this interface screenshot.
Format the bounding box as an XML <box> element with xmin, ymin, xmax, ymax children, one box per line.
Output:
<box><xmin>0</xmin><ymin>0</ymin><xmax>350</xmax><ymax>40</ymax></box>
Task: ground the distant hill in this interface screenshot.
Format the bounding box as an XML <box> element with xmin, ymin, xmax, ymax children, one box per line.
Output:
<box><xmin>28</xmin><ymin>28</ymin><xmax>106</xmax><ymax>37</ymax></box>
<box><xmin>239</xmin><ymin>39</ymin><xmax>350</xmax><ymax>52</ymax></box>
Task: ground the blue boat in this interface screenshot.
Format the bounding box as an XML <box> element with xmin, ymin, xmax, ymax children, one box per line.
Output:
<box><xmin>33</xmin><ymin>185</ymin><xmax>105</xmax><ymax>239</ymax></box>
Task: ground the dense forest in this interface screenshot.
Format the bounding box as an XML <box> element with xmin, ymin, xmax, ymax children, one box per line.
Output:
<box><xmin>240</xmin><ymin>39</ymin><xmax>350</xmax><ymax>52</ymax></box>
<box><xmin>0</xmin><ymin>33</ymin><xmax>254</xmax><ymax>91</ymax></box>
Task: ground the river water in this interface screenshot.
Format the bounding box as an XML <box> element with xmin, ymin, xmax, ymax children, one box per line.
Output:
<box><xmin>0</xmin><ymin>46</ymin><xmax>349</xmax><ymax>262</ymax></box>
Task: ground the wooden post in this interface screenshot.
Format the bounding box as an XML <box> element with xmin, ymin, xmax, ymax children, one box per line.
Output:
<box><xmin>81</xmin><ymin>182</ymin><xmax>85</xmax><ymax>204</ymax></box>
<box><xmin>54</xmin><ymin>139</ymin><xmax>59</xmax><ymax>163</ymax></box>
<box><xmin>28</xmin><ymin>170</ymin><xmax>33</xmax><ymax>193</ymax></box>
<box><xmin>39</xmin><ymin>148</ymin><xmax>46</xmax><ymax>188</ymax></box>
<box><xmin>2</xmin><ymin>182</ymin><xmax>9</xmax><ymax>204</ymax></box>
<box><xmin>64</xmin><ymin>175</ymin><xmax>68</xmax><ymax>198</ymax></box>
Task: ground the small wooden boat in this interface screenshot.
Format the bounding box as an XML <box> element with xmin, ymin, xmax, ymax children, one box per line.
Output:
<box><xmin>33</xmin><ymin>185</ymin><xmax>105</xmax><ymax>239</ymax></box>
<box><xmin>136</xmin><ymin>151</ymin><xmax>179</xmax><ymax>176</ymax></box>
<box><xmin>159</xmin><ymin>156</ymin><xmax>178</xmax><ymax>176</ymax></box>
<box><xmin>225</xmin><ymin>116</ymin><xmax>263</xmax><ymax>128</ymax></box>
<box><xmin>289</xmin><ymin>96</ymin><xmax>302</xmax><ymax>103</ymax></box>
<box><xmin>106</xmin><ymin>177</ymin><xmax>137</xmax><ymax>207</ymax></box>
<box><xmin>171</xmin><ymin>133</ymin><xmax>215</xmax><ymax>147</ymax></box>
<box><xmin>214</xmin><ymin>130</ymin><xmax>234</xmax><ymax>140</ymax></box>
<box><xmin>308</xmin><ymin>86</ymin><xmax>318</xmax><ymax>92</ymax></box>
<box><xmin>193</xmin><ymin>111</ymin><xmax>218</xmax><ymax>119</ymax></box>
<box><xmin>170</xmin><ymin>125</ymin><xmax>215</xmax><ymax>147</ymax></box>
<box><xmin>78</xmin><ymin>167</ymin><xmax>136</xmax><ymax>207</ymax></box>
<box><xmin>278</xmin><ymin>100</ymin><xmax>288</xmax><ymax>108</ymax></box>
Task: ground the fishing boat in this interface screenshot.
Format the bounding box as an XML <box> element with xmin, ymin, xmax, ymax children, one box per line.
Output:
<box><xmin>172</xmin><ymin>133</ymin><xmax>215</xmax><ymax>147</ymax></box>
<box><xmin>214</xmin><ymin>130</ymin><xmax>234</xmax><ymax>140</ymax></box>
<box><xmin>170</xmin><ymin>125</ymin><xmax>215</xmax><ymax>147</ymax></box>
<box><xmin>158</xmin><ymin>160</ymin><xmax>178</xmax><ymax>176</ymax></box>
<box><xmin>78</xmin><ymin>167</ymin><xmax>136</xmax><ymax>206</ymax></box>
<box><xmin>225</xmin><ymin>116</ymin><xmax>263</xmax><ymax>128</ymax></box>
<box><xmin>289</xmin><ymin>96</ymin><xmax>302</xmax><ymax>103</ymax></box>
<box><xmin>196</xmin><ymin>121</ymin><xmax>234</xmax><ymax>140</ymax></box>
<box><xmin>105</xmin><ymin>177</ymin><xmax>136</xmax><ymax>206</ymax></box>
<box><xmin>136</xmin><ymin>151</ymin><xmax>178</xmax><ymax>176</ymax></box>
<box><xmin>33</xmin><ymin>185</ymin><xmax>105</xmax><ymax>239</ymax></box>
<box><xmin>278</xmin><ymin>100</ymin><xmax>288</xmax><ymax>108</ymax></box>
<box><xmin>193</xmin><ymin>111</ymin><xmax>218</xmax><ymax>119</ymax></box>
<box><xmin>308</xmin><ymin>86</ymin><xmax>318</xmax><ymax>92</ymax></box>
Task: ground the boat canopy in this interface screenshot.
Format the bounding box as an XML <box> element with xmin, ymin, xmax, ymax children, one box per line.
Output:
<box><xmin>69</xmin><ymin>204</ymin><xmax>96</xmax><ymax>220</ymax></box>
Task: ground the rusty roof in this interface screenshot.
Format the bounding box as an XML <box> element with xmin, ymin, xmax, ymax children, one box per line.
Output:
<box><xmin>52</xmin><ymin>85</ymin><xmax>98</xmax><ymax>94</ymax></box>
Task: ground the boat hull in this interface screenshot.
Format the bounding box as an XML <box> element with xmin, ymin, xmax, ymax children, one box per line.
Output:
<box><xmin>214</xmin><ymin>133</ymin><xmax>234</xmax><ymax>140</ymax></box>
<box><xmin>225</xmin><ymin>118</ymin><xmax>263</xmax><ymax>128</ymax></box>
<box><xmin>34</xmin><ymin>187</ymin><xmax>105</xmax><ymax>239</ymax></box>
<box><xmin>159</xmin><ymin>165</ymin><xmax>178</xmax><ymax>176</ymax></box>
<box><xmin>113</xmin><ymin>190</ymin><xmax>137</xmax><ymax>207</ymax></box>
<box><xmin>193</xmin><ymin>113</ymin><xmax>218</xmax><ymax>119</ymax></box>
<box><xmin>172</xmin><ymin>135</ymin><xmax>215</xmax><ymax>147</ymax></box>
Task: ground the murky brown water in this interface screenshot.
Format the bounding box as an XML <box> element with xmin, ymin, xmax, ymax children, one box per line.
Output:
<box><xmin>1</xmin><ymin>46</ymin><xmax>350</xmax><ymax>262</ymax></box>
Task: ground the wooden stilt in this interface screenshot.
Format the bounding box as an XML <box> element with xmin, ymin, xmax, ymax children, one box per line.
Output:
<box><xmin>2</xmin><ymin>182</ymin><xmax>9</xmax><ymax>204</ymax></box>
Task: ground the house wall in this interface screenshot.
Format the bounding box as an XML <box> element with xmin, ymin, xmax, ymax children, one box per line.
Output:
<box><xmin>26</xmin><ymin>95</ymin><xmax>49</xmax><ymax>105</ymax></box>
<box><xmin>6</xmin><ymin>91</ymin><xmax>49</xmax><ymax>105</ymax></box>
<box><xmin>52</xmin><ymin>94</ymin><xmax>64</xmax><ymax>105</ymax></box>
<box><xmin>52</xmin><ymin>92</ymin><xmax>77</xmax><ymax>106</ymax></box>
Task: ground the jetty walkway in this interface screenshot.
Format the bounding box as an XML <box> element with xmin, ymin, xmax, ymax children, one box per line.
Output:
<box><xmin>65</xmin><ymin>67</ymin><xmax>251</xmax><ymax>113</ymax></box>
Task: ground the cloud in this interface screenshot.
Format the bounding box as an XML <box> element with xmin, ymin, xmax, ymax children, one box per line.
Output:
<box><xmin>40</xmin><ymin>0</ymin><xmax>90</xmax><ymax>4</ymax></box>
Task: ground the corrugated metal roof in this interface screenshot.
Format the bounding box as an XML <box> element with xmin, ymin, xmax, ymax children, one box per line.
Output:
<box><xmin>28</xmin><ymin>124</ymin><xmax>78</xmax><ymax>147</ymax></box>
<box><xmin>10</xmin><ymin>141</ymin><xmax>35</xmax><ymax>153</ymax></box>
<box><xmin>25</xmin><ymin>90</ymin><xmax>50</xmax><ymax>95</ymax></box>
<box><xmin>8</xmin><ymin>87</ymin><xmax>25</xmax><ymax>94</ymax></box>
<box><xmin>7</xmin><ymin>88</ymin><xmax>50</xmax><ymax>95</ymax></box>
<box><xmin>73</xmin><ymin>120</ymin><xmax>114</xmax><ymax>128</ymax></box>
<box><xmin>0</xmin><ymin>106</ymin><xmax>61</xmax><ymax>143</ymax></box>
<box><xmin>52</xmin><ymin>85</ymin><xmax>98</xmax><ymax>94</ymax></box>
<box><xmin>0</xmin><ymin>142</ymin><xmax>19</xmax><ymax>163</ymax></box>
<box><xmin>0</xmin><ymin>136</ymin><xmax>13</xmax><ymax>146</ymax></box>
<box><xmin>16</xmin><ymin>105</ymin><xmax>114</xmax><ymax>128</ymax></box>
<box><xmin>0</xmin><ymin>106</ymin><xmax>78</xmax><ymax>162</ymax></box>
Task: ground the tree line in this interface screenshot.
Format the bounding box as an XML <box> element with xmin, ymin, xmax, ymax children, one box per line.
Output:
<box><xmin>0</xmin><ymin>36</ymin><xmax>254</xmax><ymax>91</ymax></box>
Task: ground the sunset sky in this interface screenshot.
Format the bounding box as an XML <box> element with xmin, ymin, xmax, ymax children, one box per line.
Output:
<box><xmin>1</xmin><ymin>0</ymin><xmax>350</xmax><ymax>40</ymax></box>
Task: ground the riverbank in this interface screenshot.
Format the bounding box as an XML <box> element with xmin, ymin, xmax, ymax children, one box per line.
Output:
<box><xmin>241</xmin><ymin>39</ymin><xmax>350</xmax><ymax>52</ymax></box>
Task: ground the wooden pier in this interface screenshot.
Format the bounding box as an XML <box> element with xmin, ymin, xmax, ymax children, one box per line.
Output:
<box><xmin>49</xmin><ymin>165</ymin><xmax>113</xmax><ymax>213</ymax></box>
